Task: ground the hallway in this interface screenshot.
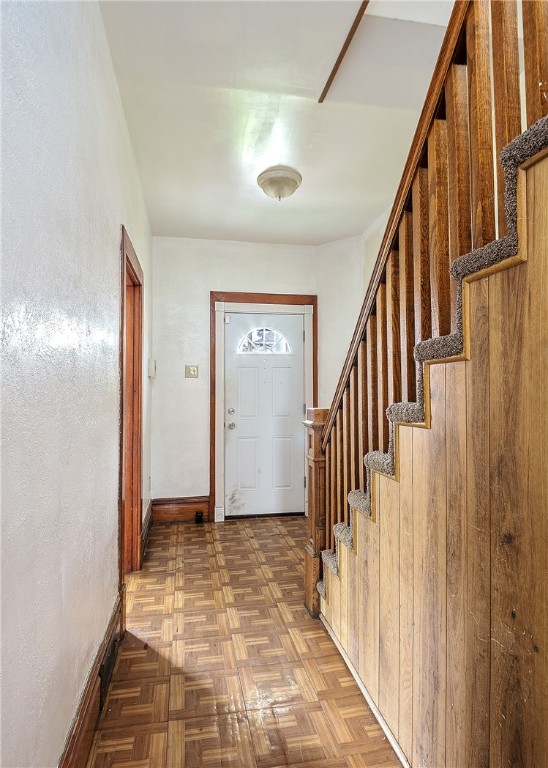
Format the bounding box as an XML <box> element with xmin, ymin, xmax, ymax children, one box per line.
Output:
<box><xmin>87</xmin><ymin>517</ymin><xmax>400</xmax><ymax>767</ymax></box>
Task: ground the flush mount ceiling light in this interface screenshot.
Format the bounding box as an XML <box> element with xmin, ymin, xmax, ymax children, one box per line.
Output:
<box><xmin>257</xmin><ymin>165</ymin><xmax>302</xmax><ymax>201</ymax></box>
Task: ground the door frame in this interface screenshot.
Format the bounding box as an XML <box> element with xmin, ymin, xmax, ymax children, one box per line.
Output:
<box><xmin>209</xmin><ymin>292</ymin><xmax>318</xmax><ymax>521</ymax></box>
<box><xmin>119</xmin><ymin>226</ymin><xmax>143</xmax><ymax>603</ymax></box>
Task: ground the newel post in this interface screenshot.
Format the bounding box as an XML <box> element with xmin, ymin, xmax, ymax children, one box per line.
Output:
<box><xmin>303</xmin><ymin>407</ymin><xmax>328</xmax><ymax>618</ymax></box>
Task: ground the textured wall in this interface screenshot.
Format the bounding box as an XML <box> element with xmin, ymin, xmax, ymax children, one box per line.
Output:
<box><xmin>151</xmin><ymin>237</ymin><xmax>318</xmax><ymax>498</ymax></box>
<box><xmin>315</xmin><ymin>236</ymin><xmax>368</xmax><ymax>407</ymax></box>
<box><xmin>315</xmin><ymin>214</ymin><xmax>388</xmax><ymax>406</ymax></box>
<box><xmin>151</xmin><ymin>235</ymin><xmax>369</xmax><ymax>498</ymax></box>
<box><xmin>1</xmin><ymin>3</ymin><xmax>151</xmax><ymax>766</ymax></box>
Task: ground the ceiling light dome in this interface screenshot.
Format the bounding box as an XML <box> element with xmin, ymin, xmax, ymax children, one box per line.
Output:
<box><xmin>257</xmin><ymin>165</ymin><xmax>302</xmax><ymax>201</ymax></box>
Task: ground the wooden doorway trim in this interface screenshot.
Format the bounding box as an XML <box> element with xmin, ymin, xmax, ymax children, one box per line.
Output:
<box><xmin>209</xmin><ymin>291</ymin><xmax>318</xmax><ymax>519</ymax></box>
<box><xmin>119</xmin><ymin>227</ymin><xmax>144</xmax><ymax>598</ymax></box>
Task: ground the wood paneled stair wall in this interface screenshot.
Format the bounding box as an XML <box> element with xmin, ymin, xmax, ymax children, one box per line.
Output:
<box><xmin>303</xmin><ymin>1</ymin><xmax>548</xmax><ymax>766</ymax></box>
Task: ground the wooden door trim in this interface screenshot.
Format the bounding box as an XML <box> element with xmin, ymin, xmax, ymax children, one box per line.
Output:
<box><xmin>119</xmin><ymin>227</ymin><xmax>143</xmax><ymax>604</ymax></box>
<box><xmin>209</xmin><ymin>291</ymin><xmax>318</xmax><ymax>518</ymax></box>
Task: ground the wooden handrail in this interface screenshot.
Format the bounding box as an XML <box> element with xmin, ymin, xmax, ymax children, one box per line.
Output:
<box><xmin>321</xmin><ymin>0</ymin><xmax>471</xmax><ymax>448</ymax></box>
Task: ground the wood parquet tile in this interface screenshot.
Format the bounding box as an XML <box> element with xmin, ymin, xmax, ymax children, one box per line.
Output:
<box><xmin>167</xmin><ymin>713</ymin><xmax>256</xmax><ymax>767</ymax></box>
<box><xmin>171</xmin><ymin>636</ymin><xmax>237</xmax><ymax>674</ymax></box>
<box><xmin>88</xmin><ymin>517</ymin><xmax>400</xmax><ymax>768</ymax></box>
<box><xmin>172</xmin><ymin>609</ymin><xmax>230</xmax><ymax>639</ymax></box>
<box><xmin>288</xmin><ymin>625</ymin><xmax>342</xmax><ymax>659</ymax></box>
<box><xmin>127</xmin><ymin>616</ymin><xmax>174</xmax><ymax>648</ymax></box>
<box><xmin>226</xmin><ymin>605</ymin><xmax>285</xmax><ymax>633</ymax></box>
<box><xmin>174</xmin><ymin>586</ymin><xmax>225</xmax><ymax>612</ymax></box>
<box><xmin>126</xmin><ymin>572</ymin><xmax>176</xmax><ymax>593</ymax></box>
<box><xmin>222</xmin><ymin>583</ymin><xmax>274</xmax><ymax>607</ymax></box>
<box><xmin>239</xmin><ymin>663</ymin><xmax>317</xmax><ymax>710</ymax></box>
<box><xmin>233</xmin><ymin>630</ymin><xmax>300</xmax><ymax>667</ymax></box>
<box><xmin>321</xmin><ymin>696</ymin><xmax>397</xmax><ymax>759</ymax></box>
<box><xmin>268</xmin><ymin>578</ymin><xmax>306</xmax><ymax>602</ymax></box>
<box><xmin>169</xmin><ymin>670</ymin><xmax>245</xmax><ymax>718</ymax></box>
<box><xmin>127</xmin><ymin>591</ymin><xmax>175</xmax><ymax>616</ymax></box>
<box><xmin>302</xmin><ymin>657</ymin><xmax>362</xmax><ymax>700</ymax></box>
<box><xmin>277</xmin><ymin>600</ymin><xmax>316</xmax><ymax>628</ymax></box>
<box><xmin>88</xmin><ymin>723</ymin><xmax>168</xmax><ymax>767</ymax></box>
<box><xmin>247</xmin><ymin>703</ymin><xmax>341</xmax><ymax>766</ymax></box>
<box><xmin>217</xmin><ymin>550</ymin><xmax>267</xmax><ymax>570</ymax></box>
<box><xmin>217</xmin><ymin>564</ymin><xmax>268</xmax><ymax>586</ymax></box>
<box><xmin>112</xmin><ymin>635</ymin><xmax>171</xmax><ymax>681</ymax></box>
<box><xmin>99</xmin><ymin>679</ymin><xmax>169</xmax><ymax>729</ymax></box>
<box><xmin>175</xmin><ymin>569</ymin><xmax>222</xmax><ymax>591</ymax></box>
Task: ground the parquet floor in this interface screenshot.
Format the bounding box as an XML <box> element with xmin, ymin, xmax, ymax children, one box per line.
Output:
<box><xmin>87</xmin><ymin>517</ymin><xmax>400</xmax><ymax>767</ymax></box>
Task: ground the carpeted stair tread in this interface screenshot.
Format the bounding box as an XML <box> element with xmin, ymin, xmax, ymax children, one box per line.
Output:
<box><xmin>316</xmin><ymin>517</ymin><xmax>355</xmax><ymax>591</ymax></box>
<box><xmin>321</xmin><ymin>549</ymin><xmax>338</xmax><ymax>575</ymax></box>
<box><xmin>334</xmin><ymin>521</ymin><xmax>353</xmax><ymax>550</ymax></box>
<box><xmin>348</xmin><ymin>489</ymin><xmax>369</xmax><ymax>514</ymax></box>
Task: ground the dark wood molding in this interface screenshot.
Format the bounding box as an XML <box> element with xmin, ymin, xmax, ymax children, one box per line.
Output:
<box><xmin>119</xmin><ymin>226</ymin><xmax>143</xmax><ymax>582</ymax></box>
<box><xmin>141</xmin><ymin>500</ymin><xmax>152</xmax><ymax>557</ymax></box>
<box><xmin>322</xmin><ymin>0</ymin><xmax>471</xmax><ymax>443</ymax></box>
<box><xmin>152</xmin><ymin>495</ymin><xmax>210</xmax><ymax>523</ymax></box>
<box><xmin>58</xmin><ymin>596</ymin><xmax>122</xmax><ymax>768</ymax></box>
<box><xmin>209</xmin><ymin>292</ymin><xmax>319</xmax><ymax>518</ymax></box>
<box><xmin>122</xmin><ymin>226</ymin><xmax>144</xmax><ymax>284</ymax></box>
<box><xmin>303</xmin><ymin>408</ymin><xmax>329</xmax><ymax>617</ymax></box>
<box><xmin>318</xmin><ymin>1</ymin><xmax>370</xmax><ymax>103</ymax></box>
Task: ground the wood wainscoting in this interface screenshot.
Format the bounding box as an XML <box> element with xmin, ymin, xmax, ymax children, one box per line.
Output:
<box><xmin>151</xmin><ymin>496</ymin><xmax>210</xmax><ymax>524</ymax></box>
<box><xmin>58</xmin><ymin>596</ymin><xmax>122</xmax><ymax>768</ymax></box>
<box><xmin>319</xmin><ymin>150</ymin><xmax>548</xmax><ymax>767</ymax></box>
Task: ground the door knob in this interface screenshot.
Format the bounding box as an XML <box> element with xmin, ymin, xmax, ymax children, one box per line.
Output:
<box><xmin>228</xmin><ymin>408</ymin><xmax>235</xmax><ymax>415</ymax></box>
<box><xmin>227</xmin><ymin>422</ymin><xmax>236</xmax><ymax>430</ymax></box>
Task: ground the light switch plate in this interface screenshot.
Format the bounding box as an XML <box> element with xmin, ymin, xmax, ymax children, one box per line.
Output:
<box><xmin>185</xmin><ymin>365</ymin><xmax>199</xmax><ymax>378</ymax></box>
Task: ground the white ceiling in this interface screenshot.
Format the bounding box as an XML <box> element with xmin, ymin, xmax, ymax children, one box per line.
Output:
<box><xmin>100</xmin><ymin>1</ymin><xmax>452</xmax><ymax>245</ymax></box>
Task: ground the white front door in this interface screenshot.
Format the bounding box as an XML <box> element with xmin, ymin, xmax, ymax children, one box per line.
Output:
<box><xmin>224</xmin><ymin>312</ymin><xmax>305</xmax><ymax>517</ymax></box>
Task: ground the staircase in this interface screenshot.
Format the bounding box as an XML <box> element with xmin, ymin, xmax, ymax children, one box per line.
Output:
<box><xmin>303</xmin><ymin>1</ymin><xmax>548</xmax><ymax>766</ymax></box>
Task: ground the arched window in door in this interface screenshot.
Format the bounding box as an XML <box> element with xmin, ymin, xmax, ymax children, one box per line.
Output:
<box><xmin>237</xmin><ymin>327</ymin><xmax>293</xmax><ymax>354</ymax></box>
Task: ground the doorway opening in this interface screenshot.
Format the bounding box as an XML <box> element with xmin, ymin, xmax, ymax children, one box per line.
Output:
<box><xmin>119</xmin><ymin>227</ymin><xmax>143</xmax><ymax>599</ymax></box>
<box><xmin>210</xmin><ymin>292</ymin><xmax>317</xmax><ymax>522</ymax></box>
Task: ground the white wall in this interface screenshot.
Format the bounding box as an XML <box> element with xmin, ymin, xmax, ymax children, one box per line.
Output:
<box><xmin>361</xmin><ymin>208</ymin><xmax>390</xmax><ymax>288</ymax></box>
<box><xmin>1</xmin><ymin>4</ymin><xmax>151</xmax><ymax>766</ymax></box>
<box><xmin>315</xmin><ymin>236</ymin><xmax>368</xmax><ymax>407</ymax></box>
<box><xmin>151</xmin><ymin>237</ymin><xmax>317</xmax><ymax>498</ymax></box>
<box><xmin>151</xmin><ymin>232</ymin><xmax>379</xmax><ymax>499</ymax></box>
<box><xmin>314</xmin><ymin>212</ymin><xmax>388</xmax><ymax>406</ymax></box>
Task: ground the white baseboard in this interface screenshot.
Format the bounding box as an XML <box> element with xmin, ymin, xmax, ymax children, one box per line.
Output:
<box><xmin>214</xmin><ymin>506</ymin><xmax>225</xmax><ymax>522</ymax></box>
